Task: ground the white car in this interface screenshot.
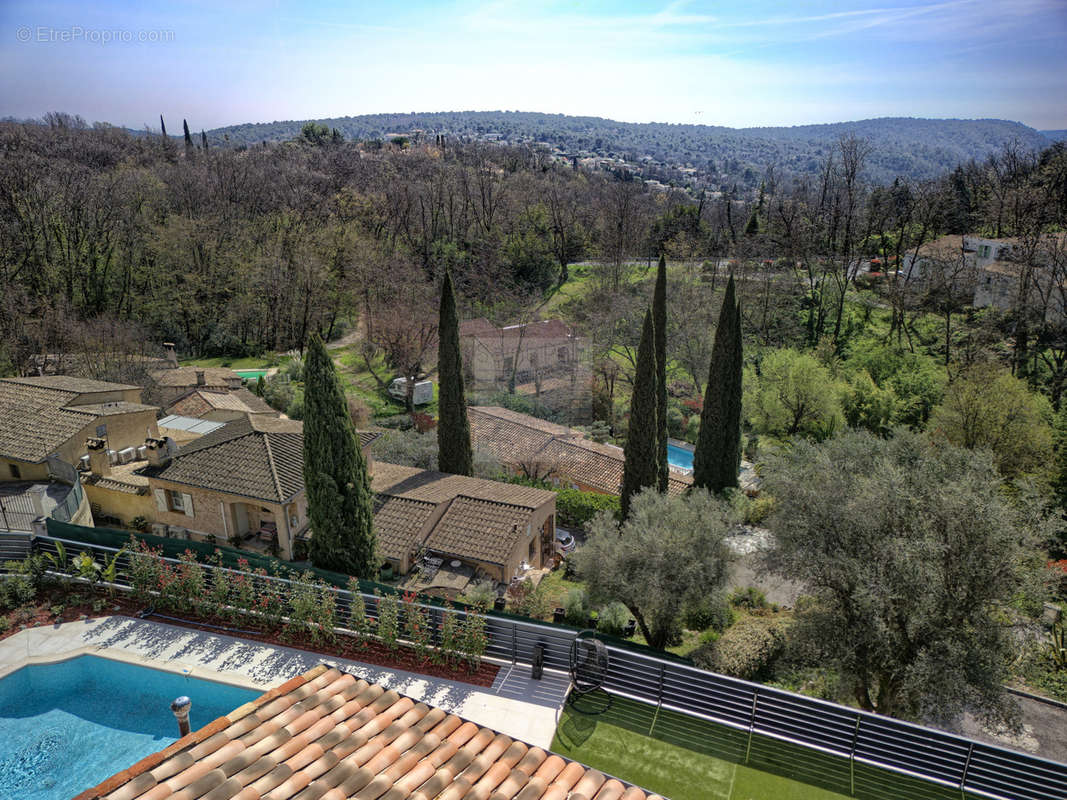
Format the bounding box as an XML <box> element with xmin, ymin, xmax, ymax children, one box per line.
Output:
<box><xmin>555</xmin><ymin>528</ymin><xmax>577</xmax><ymax>553</ymax></box>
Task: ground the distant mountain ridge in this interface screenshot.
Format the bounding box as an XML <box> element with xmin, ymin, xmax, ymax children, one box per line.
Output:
<box><xmin>1043</xmin><ymin>130</ymin><xmax>1067</xmax><ymax>142</ymax></box>
<box><xmin>204</xmin><ymin>111</ymin><xmax>1053</xmax><ymax>184</ymax></box>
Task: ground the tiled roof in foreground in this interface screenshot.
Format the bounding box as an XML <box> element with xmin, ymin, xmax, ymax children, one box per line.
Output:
<box><xmin>78</xmin><ymin>664</ymin><xmax>658</xmax><ymax>800</ymax></box>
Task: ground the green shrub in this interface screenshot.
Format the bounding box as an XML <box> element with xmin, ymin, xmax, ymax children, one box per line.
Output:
<box><xmin>683</xmin><ymin>595</ymin><xmax>735</xmax><ymax>632</ymax></box>
<box><xmin>666</xmin><ymin>406</ymin><xmax>686</xmax><ymax>439</ymax></box>
<box><xmin>692</xmin><ymin>616</ymin><xmax>786</xmax><ymax>680</ymax></box>
<box><xmin>743</xmin><ymin>495</ymin><xmax>775</xmax><ymax>525</ymax></box>
<box><xmin>554</xmin><ymin>488</ymin><xmax>620</xmax><ymax>528</ymax></box>
<box><xmin>563</xmin><ymin>588</ymin><xmax>590</xmax><ymax>626</ymax></box>
<box><xmin>465</xmin><ymin>580</ymin><xmax>497</xmax><ymax>608</ymax></box>
<box><xmin>597</xmin><ymin>602</ymin><xmax>630</xmax><ymax>636</ymax></box>
<box><xmin>377</xmin><ymin>592</ymin><xmax>400</xmax><ymax>651</ymax></box>
<box><xmin>730</xmin><ymin>586</ymin><xmax>770</xmax><ymax>610</ymax></box>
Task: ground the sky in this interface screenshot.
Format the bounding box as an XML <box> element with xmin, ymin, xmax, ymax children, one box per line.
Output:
<box><xmin>2</xmin><ymin>0</ymin><xmax>1066</xmax><ymax>132</ymax></box>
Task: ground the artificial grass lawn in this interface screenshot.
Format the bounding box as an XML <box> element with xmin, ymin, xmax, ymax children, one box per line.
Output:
<box><xmin>552</xmin><ymin>692</ymin><xmax>975</xmax><ymax>800</ymax></box>
<box><xmin>552</xmin><ymin>692</ymin><xmax>850</xmax><ymax>800</ymax></box>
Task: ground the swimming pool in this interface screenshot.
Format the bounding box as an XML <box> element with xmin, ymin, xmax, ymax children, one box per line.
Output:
<box><xmin>0</xmin><ymin>656</ymin><xmax>261</xmax><ymax>800</ymax></box>
<box><xmin>234</xmin><ymin>368</ymin><xmax>269</xmax><ymax>380</ymax></box>
<box><xmin>667</xmin><ymin>442</ymin><xmax>694</xmax><ymax>471</ymax></box>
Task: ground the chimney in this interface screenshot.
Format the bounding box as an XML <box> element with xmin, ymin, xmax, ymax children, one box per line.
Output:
<box><xmin>170</xmin><ymin>696</ymin><xmax>191</xmax><ymax>737</ymax></box>
<box><xmin>86</xmin><ymin>437</ymin><xmax>110</xmax><ymax>477</ymax></box>
<box><xmin>145</xmin><ymin>436</ymin><xmax>176</xmax><ymax>468</ymax></box>
<box><xmin>195</xmin><ymin>369</ymin><xmax>205</xmax><ymax>386</ymax></box>
<box><xmin>162</xmin><ymin>342</ymin><xmax>178</xmax><ymax>368</ymax></box>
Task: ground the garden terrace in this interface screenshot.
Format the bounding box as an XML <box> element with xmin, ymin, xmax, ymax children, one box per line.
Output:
<box><xmin>3</xmin><ymin>533</ymin><xmax>1067</xmax><ymax>800</ymax></box>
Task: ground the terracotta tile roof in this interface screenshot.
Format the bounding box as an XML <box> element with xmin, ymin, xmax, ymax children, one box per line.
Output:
<box><xmin>0</xmin><ymin>380</ymin><xmax>95</xmax><ymax>463</ymax></box>
<box><xmin>142</xmin><ymin>417</ymin><xmax>306</xmax><ymax>503</ymax></box>
<box><xmin>167</xmin><ymin>388</ymin><xmax>277</xmax><ymax>417</ymax></box>
<box><xmin>469</xmin><ymin>406</ymin><xmax>691</xmax><ymax>497</ymax></box>
<box><xmin>149</xmin><ymin>367</ymin><xmax>243</xmax><ymax>388</ymax></box>
<box><xmin>369</xmin><ymin>462</ymin><xmax>555</xmax><ymax>567</ymax></box>
<box><xmin>83</xmin><ymin>460</ymin><xmax>152</xmax><ymax>495</ymax></box>
<box><xmin>372</xmin><ymin>494</ymin><xmax>438</xmax><ymax>562</ymax></box>
<box><xmin>1</xmin><ymin>375</ymin><xmax>141</xmax><ymax>393</ymax></box>
<box><xmin>78</xmin><ymin>664</ymin><xmax>657</xmax><ymax>800</ymax></box>
<box><xmin>142</xmin><ymin>420</ymin><xmax>379</xmax><ymax>504</ymax></box>
<box><xmin>470</xmin><ymin>406</ymin><xmax>576</xmax><ymax>438</ymax></box>
<box><xmin>371</xmin><ymin>462</ymin><xmax>556</xmax><ymax>509</ymax></box>
<box><xmin>73</xmin><ymin>401</ymin><xmax>158</xmax><ymax>416</ymax></box>
<box><xmin>427</xmin><ymin>496</ymin><xmax>534</xmax><ymax>566</ymax></box>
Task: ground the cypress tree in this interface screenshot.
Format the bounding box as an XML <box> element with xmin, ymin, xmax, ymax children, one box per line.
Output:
<box><xmin>693</xmin><ymin>275</ymin><xmax>743</xmax><ymax>493</ymax></box>
<box><xmin>303</xmin><ymin>334</ymin><xmax>377</xmax><ymax>576</ymax></box>
<box><xmin>621</xmin><ymin>307</ymin><xmax>659</xmax><ymax>519</ymax></box>
<box><xmin>183</xmin><ymin>119</ymin><xmax>193</xmax><ymax>150</ymax></box>
<box><xmin>653</xmin><ymin>254</ymin><xmax>669</xmax><ymax>492</ymax></box>
<box><xmin>437</xmin><ymin>270</ymin><xmax>473</xmax><ymax>476</ymax></box>
<box><xmin>159</xmin><ymin>115</ymin><xmax>167</xmax><ymax>138</ymax></box>
<box><xmin>201</xmin><ymin>130</ymin><xmax>208</xmax><ymax>151</ymax></box>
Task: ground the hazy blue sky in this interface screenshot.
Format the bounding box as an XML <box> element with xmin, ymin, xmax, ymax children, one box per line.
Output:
<box><xmin>2</xmin><ymin>0</ymin><xmax>1065</xmax><ymax>131</ymax></box>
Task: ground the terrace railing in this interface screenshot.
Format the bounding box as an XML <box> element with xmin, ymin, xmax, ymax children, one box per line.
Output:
<box><xmin>5</xmin><ymin>532</ymin><xmax>1067</xmax><ymax>800</ymax></box>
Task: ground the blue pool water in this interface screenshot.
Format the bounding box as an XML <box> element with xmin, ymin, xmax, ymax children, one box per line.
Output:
<box><xmin>667</xmin><ymin>443</ymin><xmax>694</xmax><ymax>471</ymax></box>
<box><xmin>0</xmin><ymin>656</ymin><xmax>261</xmax><ymax>800</ymax></box>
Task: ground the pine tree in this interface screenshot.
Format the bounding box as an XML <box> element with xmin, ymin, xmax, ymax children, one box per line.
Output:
<box><xmin>653</xmin><ymin>254</ymin><xmax>669</xmax><ymax>492</ymax></box>
<box><xmin>437</xmin><ymin>270</ymin><xmax>473</xmax><ymax>476</ymax></box>
<box><xmin>621</xmin><ymin>307</ymin><xmax>659</xmax><ymax>519</ymax></box>
<box><xmin>303</xmin><ymin>334</ymin><xmax>377</xmax><ymax>576</ymax></box>
<box><xmin>693</xmin><ymin>275</ymin><xmax>743</xmax><ymax>493</ymax></box>
<box><xmin>183</xmin><ymin>119</ymin><xmax>193</xmax><ymax>150</ymax></box>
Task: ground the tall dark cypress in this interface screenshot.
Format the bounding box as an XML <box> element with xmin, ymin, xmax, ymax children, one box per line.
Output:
<box><xmin>201</xmin><ymin>130</ymin><xmax>208</xmax><ymax>151</ymax></box>
<box><xmin>693</xmin><ymin>275</ymin><xmax>743</xmax><ymax>493</ymax></box>
<box><xmin>653</xmin><ymin>254</ymin><xmax>669</xmax><ymax>492</ymax></box>
<box><xmin>183</xmin><ymin>119</ymin><xmax>193</xmax><ymax>150</ymax></box>
<box><xmin>621</xmin><ymin>307</ymin><xmax>659</xmax><ymax>519</ymax></box>
<box><xmin>303</xmin><ymin>334</ymin><xmax>377</xmax><ymax>576</ymax></box>
<box><xmin>159</xmin><ymin>115</ymin><xmax>167</xmax><ymax>138</ymax></box>
<box><xmin>437</xmin><ymin>270</ymin><xmax>473</xmax><ymax>476</ymax></box>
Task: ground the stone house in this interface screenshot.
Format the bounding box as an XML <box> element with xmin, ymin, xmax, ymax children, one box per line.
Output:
<box><xmin>136</xmin><ymin>416</ymin><xmax>316</xmax><ymax>556</ymax></box>
<box><xmin>148</xmin><ymin>366</ymin><xmax>244</xmax><ymax>407</ymax></box>
<box><xmin>0</xmin><ymin>375</ymin><xmax>159</xmax><ymax>530</ymax></box>
<box><xmin>460</xmin><ymin>318</ymin><xmax>584</xmax><ymax>390</ymax></box>
<box><xmin>0</xmin><ymin>375</ymin><xmax>159</xmax><ymax>483</ymax></box>
<box><xmin>164</xmin><ymin>387</ymin><xmax>278</xmax><ymax>422</ymax></box>
<box><xmin>469</xmin><ymin>405</ymin><xmax>691</xmax><ymax>497</ymax></box>
<box><xmin>368</xmin><ymin>461</ymin><xmax>558</xmax><ymax>582</ymax></box>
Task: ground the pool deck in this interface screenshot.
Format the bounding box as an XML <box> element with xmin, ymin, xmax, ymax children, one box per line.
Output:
<box><xmin>0</xmin><ymin>615</ymin><xmax>571</xmax><ymax>748</ymax></box>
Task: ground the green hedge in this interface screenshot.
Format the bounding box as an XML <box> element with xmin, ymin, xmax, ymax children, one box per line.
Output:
<box><xmin>504</xmin><ymin>476</ymin><xmax>620</xmax><ymax>528</ymax></box>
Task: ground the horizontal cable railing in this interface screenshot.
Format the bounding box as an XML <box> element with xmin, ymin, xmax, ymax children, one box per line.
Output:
<box><xmin>4</xmin><ymin>532</ymin><xmax>1066</xmax><ymax>800</ymax></box>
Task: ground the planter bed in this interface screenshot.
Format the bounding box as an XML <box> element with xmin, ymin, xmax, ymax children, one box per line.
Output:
<box><xmin>0</xmin><ymin>585</ymin><xmax>500</xmax><ymax>688</ymax></box>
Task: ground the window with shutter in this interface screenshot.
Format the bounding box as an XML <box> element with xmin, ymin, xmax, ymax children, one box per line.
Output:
<box><xmin>182</xmin><ymin>493</ymin><xmax>194</xmax><ymax>517</ymax></box>
<box><xmin>154</xmin><ymin>489</ymin><xmax>167</xmax><ymax>512</ymax></box>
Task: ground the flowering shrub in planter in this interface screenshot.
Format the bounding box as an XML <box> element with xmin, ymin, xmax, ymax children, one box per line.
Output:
<box><xmin>377</xmin><ymin>592</ymin><xmax>400</xmax><ymax>652</ymax></box>
<box><xmin>116</xmin><ymin>535</ymin><xmax>487</xmax><ymax>675</ymax></box>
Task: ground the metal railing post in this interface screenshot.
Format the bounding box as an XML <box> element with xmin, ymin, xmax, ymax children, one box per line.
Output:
<box><xmin>849</xmin><ymin>715</ymin><xmax>861</xmax><ymax>797</ymax></box>
<box><xmin>744</xmin><ymin>688</ymin><xmax>759</xmax><ymax>765</ymax></box>
<box><xmin>959</xmin><ymin>742</ymin><xmax>974</xmax><ymax>800</ymax></box>
<box><xmin>511</xmin><ymin>623</ymin><xmax>518</xmax><ymax>664</ymax></box>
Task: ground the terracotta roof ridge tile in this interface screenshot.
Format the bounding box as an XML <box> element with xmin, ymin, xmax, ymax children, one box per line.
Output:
<box><xmin>261</xmin><ymin>433</ymin><xmax>285</xmax><ymax>503</ymax></box>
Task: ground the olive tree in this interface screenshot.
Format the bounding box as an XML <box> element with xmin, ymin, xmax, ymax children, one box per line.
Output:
<box><xmin>763</xmin><ymin>429</ymin><xmax>1048</xmax><ymax>728</ymax></box>
<box><xmin>929</xmin><ymin>362</ymin><xmax>1052</xmax><ymax>478</ymax></box>
<box><xmin>574</xmin><ymin>488</ymin><xmax>733</xmax><ymax>650</ymax></box>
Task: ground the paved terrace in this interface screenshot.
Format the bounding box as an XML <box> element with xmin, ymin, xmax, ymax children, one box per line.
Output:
<box><xmin>0</xmin><ymin>615</ymin><xmax>572</xmax><ymax>749</ymax></box>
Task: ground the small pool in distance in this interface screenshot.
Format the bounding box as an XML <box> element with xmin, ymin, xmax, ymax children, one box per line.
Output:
<box><xmin>667</xmin><ymin>443</ymin><xmax>694</xmax><ymax>471</ymax></box>
<box><xmin>234</xmin><ymin>368</ymin><xmax>269</xmax><ymax>380</ymax></box>
<box><xmin>0</xmin><ymin>656</ymin><xmax>261</xmax><ymax>800</ymax></box>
